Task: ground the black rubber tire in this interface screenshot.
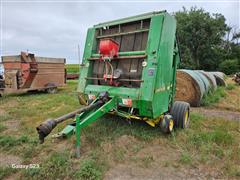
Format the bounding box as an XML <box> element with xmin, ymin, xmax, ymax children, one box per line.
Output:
<box><xmin>170</xmin><ymin>101</ymin><xmax>190</xmax><ymax>129</ymax></box>
<box><xmin>160</xmin><ymin>115</ymin><xmax>174</xmax><ymax>134</ymax></box>
<box><xmin>46</xmin><ymin>87</ymin><xmax>57</xmax><ymax>94</ymax></box>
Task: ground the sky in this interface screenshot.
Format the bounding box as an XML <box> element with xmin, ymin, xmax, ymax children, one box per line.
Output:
<box><xmin>1</xmin><ymin>0</ymin><xmax>239</xmax><ymax>64</ymax></box>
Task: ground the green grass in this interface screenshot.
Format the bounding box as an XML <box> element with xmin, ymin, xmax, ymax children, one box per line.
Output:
<box><xmin>201</xmin><ymin>87</ymin><xmax>226</xmax><ymax>106</ymax></box>
<box><xmin>226</xmin><ymin>83</ymin><xmax>236</xmax><ymax>90</ymax></box>
<box><xmin>74</xmin><ymin>159</ymin><xmax>102</xmax><ymax>180</ymax></box>
<box><xmin>141</xmin><ymin>155</ymin><xmax>154</xmax><ymax>167</ymax></box>
<box><xmin>189</xmin><ymin>130</ymin><xmax>234</xmax><ymax>146</ymax></box>
<box><xmin>0</xmin><ymin>113</ymin><xmax>13</xmax><ymax>122</ymax></box>
<box><xmin>65</xmin><ymin>64</ymin><xmax>79</xmax><ymax>74</ymax></box>
<box><xmin>170</xmin><ymin>112</ymin><xmax>239</xmax><ymax>175</ymax></box>
<box><xmin>24</xmin><ymin>152</ymin><xmax>72</xmax><ymax>179</ymax></box>
<box><xmin>179</xmin><ymin>152</ymin><xmax>192</xmax><ymax>164</ymax></box>
<box><xmin>0</xmin><ymin>135</ymin><xmax>37</xmax><ymax>151</ymax></box>
<box><xmin>0</xmin><ymin>124</ymin><xmax>6</xmax><ymax>132</ymax></box>
<box><xmin>0</xmin><ymin>167</ymin><xmax>17</xmax><ymax>179</ymax></box>
<box><xmin>82</xmin><ymin>115</ymin><xmax>163</xmax><ymax>147</ymax></box>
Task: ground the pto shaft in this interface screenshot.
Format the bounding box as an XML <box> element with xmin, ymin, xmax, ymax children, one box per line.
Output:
<box><xmin>36</xmin><ymin>92</ymin><xmax>110</xmax><ymax>144</ymax></box>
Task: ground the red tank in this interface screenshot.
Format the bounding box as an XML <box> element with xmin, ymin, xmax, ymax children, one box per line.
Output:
<box><xmin>99</xmin><ymin>39</ymin><xmax>119</xmax><ymax>58</ymax></box>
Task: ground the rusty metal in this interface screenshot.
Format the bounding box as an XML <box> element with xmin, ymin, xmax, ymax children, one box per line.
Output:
<box><xmin>66</xmin><ymin>73</ymin><xmax>79</xmax><ymax>80</ymax></box>
<box><xmin>1</xmin><ymin>52</ymin><xmax>66</xmax><ymax>95</ymax></box>
<box><xmin>20</xmin><ymin>52</ymin><xmax>38</xmax><ymax>88</ymax></box>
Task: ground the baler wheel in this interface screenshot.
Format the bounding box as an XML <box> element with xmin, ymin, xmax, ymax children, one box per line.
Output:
<box><xmin>160</xmin><ymin>114</ymin><xmax>174</xmax><ymax>133</ymax></box>
<box><xmin>170</xmin><ymin>101</ymin><xmax>190</xmax><ymax>129</ymax></box>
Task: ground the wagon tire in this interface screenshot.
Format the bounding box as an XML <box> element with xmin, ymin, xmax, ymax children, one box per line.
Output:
<box><xmin>170</xmin><ymin>101</ymin><xmax>190</xmax><ymax>129</ymax></box>
<box><xmin>46</xmin><ymin>87</ymin><xmax>57</xmax><ymax>94</ymax></box>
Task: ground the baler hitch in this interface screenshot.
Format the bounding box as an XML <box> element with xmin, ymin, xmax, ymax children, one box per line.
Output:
<box><xmin>36</xmin><ymin>92</ymin><xmax>111</xmax><ymax>144</ymax></box>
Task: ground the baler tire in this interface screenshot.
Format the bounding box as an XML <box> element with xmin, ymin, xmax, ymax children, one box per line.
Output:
<box><xmin>170</xmin><ymin>101</ymin><xmax>190</xmax><ymax>129</ymax></box>
<box><xmin>160</xmin><ymin>115</ymin><xmax>174</xmax><ymax>134</ymax></box>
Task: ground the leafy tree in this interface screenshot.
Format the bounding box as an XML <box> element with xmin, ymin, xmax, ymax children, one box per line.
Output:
<box><xmin>175</xmin><ymin>7</ymin><xmax>230</xmax><ymax>70</ymax></box>
<box><xmin>219</xmin><ymin>59</ymin><xmax>240</xmax><ymax>75</ymax></box>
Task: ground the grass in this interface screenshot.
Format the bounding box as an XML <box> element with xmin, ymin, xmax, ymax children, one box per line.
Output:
<box><xmin>24</xmin><ymin>152</ymin><xmax>72</xmax><ymax>179</ymax></box>
<box><xmin>201</xmin><ymin>87</ymin><xmax>226</xmax><ymax>106</ymax></box>
<box><xmin>0</xmin><ymin>124</ymin><xmax>6</xmax><ymax>132</ymax></box>
<box><xmin>65</xmin><ymin>64</ymin><xmax>79</xmax><ymax>74</ymax></box>
<box><xmin>189</xmin><ymin>130</ymin><xmax>234</xmax><ymax>146</ymax></box>
<box><xmin>74</xmin><ymin>159</ymin><xmax>102</xmax><ymax>180</ymax></box>
<box><xmin>0</xmin><ymin>167</ymin><xmax>17</xmax><ymax>179</ymax></box>
<box><xmin>141</xmin><ymin>155</ymin><xmax>154</xmax><ymax>167</ymax></box>
<box><xmin>82</xmin><ymin>114</ymin><xmax>163</xmax><ymax>147</ymax></box>
<box><xmin>0</xmin><ymin>79</ymin><xmax>239</xmax><ymax>179</ymax></box>
<box><xmin>226</xmin><ymin>83</ymin><xmax>236</xmax><ymax>90</ymax></box>
<box><xmin>170</xmin><ymin>112</ymin><xmax>239</xmax><ymax>175</ymax></box>
<box><xmin>179</xmin><ymin>152</ymin><xmax>192</xmax><ymax>164</ymax></box>
<box><xmin>0</xmin><ymin>135</ymin><xmax>37</xmax><ymax>151</ymax></box>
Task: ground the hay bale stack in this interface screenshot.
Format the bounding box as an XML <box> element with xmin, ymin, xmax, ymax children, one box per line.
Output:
<box><xmin>175</xmin><ymin>70</ymin><xmax>206</xmax><ymax>107</ymax></box>
<box><xmin>199</xmin><ymin>71</ymin><xmax>217</xmax><ymax>90</ymax></box>
<box><xmin>210</xmin><ymin>72</ymin><xmax>226</xmax><ymax>86</ymax></box>
<box><xmin>195</xmin><ymin>71</ymin><xmax>211</xmax><ymax>92</ymax></box>
<box><xmin>176</xmin><ymin>70</ymin><xmax>226</xmax><ymax>107</ymax></box>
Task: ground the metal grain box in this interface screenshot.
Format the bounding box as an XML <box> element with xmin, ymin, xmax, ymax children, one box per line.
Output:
<box><xmin>1</xmin><ymin>52</ymin><xmax>66</xmax><ymax>93</ymax></box>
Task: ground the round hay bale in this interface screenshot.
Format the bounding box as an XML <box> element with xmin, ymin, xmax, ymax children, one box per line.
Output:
<box><xmin>194</xmin><ymin>71</ymin><xmax>210</xmax><ymax>92</ymax></box>
<box><xmin>210</xmin><ymin>72</ymin><xmax>226</xmax><ymax>86</ymax></box>
<box><xmin>199</xmin><ymin>71</ymin><xmax>217</xmax><ymax>90</ymax></box>
<box><xmin>210</xmin><ymin>71</ymin><xmax>225</xmax><ymax>79</ymax></box>
<box><xmin>175</xmin><ymin>70</ymin><xmax>206</xmax><ymax>107</ymax></box>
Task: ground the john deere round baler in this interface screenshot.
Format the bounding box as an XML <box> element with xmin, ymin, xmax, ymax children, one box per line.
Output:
<box><xmin>37</xmin><ymin>11</ymin><xmax>190</xmax><ymax>157</ymax></box>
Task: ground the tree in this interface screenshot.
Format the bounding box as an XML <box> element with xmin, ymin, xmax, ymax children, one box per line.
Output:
<box><xmin>219</xmin><ymin>59</ymin><xmax>240</xmax><ymax>75</ymax></box>
<box><xmin>175</xmin><ymin>7</ymin><xmax>230</xmax><ymax>70</ymax></box>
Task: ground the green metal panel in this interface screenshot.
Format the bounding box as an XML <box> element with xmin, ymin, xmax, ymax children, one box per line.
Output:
<box><xmin>138</xmin><ymin>15</ymin><xmax>164</xmax><ymax>117</ymax></box>
<box><xmin>152</xmin><ymin>14</ymin><xmax>177</xmax><ymax>118</ymax></box>
<box><xmin>85</xmin><ymin>85</ymin><xmax>140</xmax><ymax>99</ymax></box>
<box><xmin>77</xmin><ymin>28</ymin><xmax>96</xmax><ymax>93</ymax></box>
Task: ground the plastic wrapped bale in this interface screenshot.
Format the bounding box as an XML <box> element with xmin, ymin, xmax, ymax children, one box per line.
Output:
<box><xmin>194</xmin><ymin>71</ymin><xmax>210</xmax><ymax>92</ymax></box>
<box><xmin>199</xmin><ymin>71</ymin><xmax>217</xmax><ymax>90</ymax></box>
<box><xmin>176</xmin><ymin>70</ymin><xmax>206</xmax><ymax>107</ymax></box>
<box><xmin>210</xmin><ymin>72</ymin><xmax>226</xmax><ymax>86</ymax></box>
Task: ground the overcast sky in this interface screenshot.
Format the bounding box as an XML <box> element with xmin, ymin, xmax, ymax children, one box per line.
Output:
<box><xmin>1</xmin><ymin>0</ymin><xmax>239</xmax><ymax>64</ymax></box>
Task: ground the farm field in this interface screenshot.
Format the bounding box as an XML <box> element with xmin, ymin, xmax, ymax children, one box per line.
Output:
<box><xmin>65</xmin><ymin>64</ymin><xmax>79</xmax><ymax>74</ymax></box>
<box><xmin>0</xmin><ymin>79</ymin><xmax>239</xmax><ymax>180</ymax></box>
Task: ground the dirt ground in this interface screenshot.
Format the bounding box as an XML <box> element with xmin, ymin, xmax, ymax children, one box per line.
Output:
<box><xmin>191</xmin><ymin>107</ymin><xmax>240</xmax><ymax>121</ymax></box>
<box><xmin>103</xmin><ymin>134</ymin><xmax>227</xmax><ymax>180</ymax></box>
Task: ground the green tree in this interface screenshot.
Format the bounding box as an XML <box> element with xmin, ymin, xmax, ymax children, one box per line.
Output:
<box><xmin>175</xmin><ymin>7</ymin><xmax>229</xmax><ymax>70</ymax></box>
<box><xmin>218</xmin><ymin>59</ymin><xmax>240</xmax><ymax>75</ymax></box>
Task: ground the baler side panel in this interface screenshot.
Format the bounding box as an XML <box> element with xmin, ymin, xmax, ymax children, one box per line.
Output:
<box><xmin>153</xmin><ymin>14</ymin><xmax>177</xmax><ymax>118</ymax></box>
<box><xmin>171</xmin><ymin>39</ymin><xmax>180</xmax><ymax>106</ymax></box>
<box><xmin>78</xmin><ymin>28</ymin><xmax>96</xmax><ymax>93</ymax></box>
<box><xmin>138</xmin><ymin>15</ymin><xmax>164</xmax><ymax>117</ymax></box>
